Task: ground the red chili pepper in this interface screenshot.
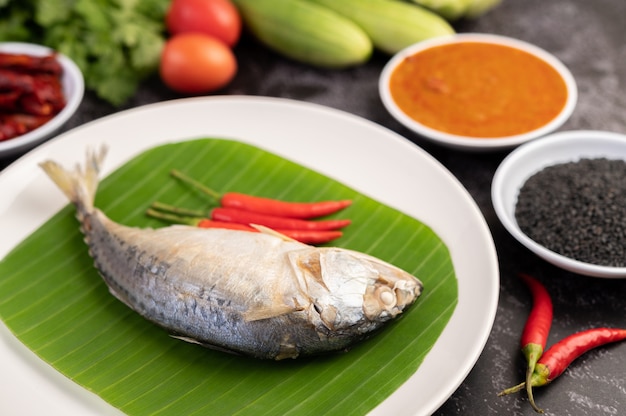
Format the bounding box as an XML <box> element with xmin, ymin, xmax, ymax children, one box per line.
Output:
<box><xmin>518</xmin><ymin>273</ymin><xmax>553</xmax><ymax>404</ymax></box>
<box><xmin>220</xmin><ymin>192</ymin><xmax>351</xmax><ymax>219</ymax></box>
<box><xmin>145</xmin><ymin>206</ymin><xmax>343</xmax><ymax>244</ymax></box>
<box><xmin>197</xmin><ymin>219</ymin><xmax>342</xmax><ymax>244</ymax></box>
<box><xmin>211</xmin><ymin>207</ymin><xmax>350</xmax><ymax>231</ymax></box>
<box><xmin>532</xmin><ymin>328</ymin><xmax>626</xmax><ymax>385</ymax></box>
<box><xmin>499</xmin><ymin>327</ymin><xmax>626</xmax><ymax>413</ymax></box>
<box><xmin>170</xmin><ymin>169</ymin><xmax>351</xmax><ymax>219</ymax></box>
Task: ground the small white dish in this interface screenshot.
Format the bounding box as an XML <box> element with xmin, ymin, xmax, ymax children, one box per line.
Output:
<box><xmin>492</xmin><ymin>130</ymin><xmax>626</xmax><ymax>278</ymax></box>
<box><xmin>379</xmin><ymin>33</ymin><xmax>578</xmax><ymax>152</ymax></box>
<box><xmin>0</xmin><ymin>42</ymin><xmax>84</xmax><ymax>157</ymax></box>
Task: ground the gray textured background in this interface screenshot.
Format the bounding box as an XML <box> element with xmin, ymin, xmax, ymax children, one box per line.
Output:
<box><xmin>2</xmin><ymin>1</ymin><xmax>626</xmax><ymax>415</ymax></box>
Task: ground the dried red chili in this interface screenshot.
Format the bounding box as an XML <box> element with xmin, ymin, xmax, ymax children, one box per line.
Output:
<box><xmin>0</xmin><ymin>52</ymin><xmax>66</xmax><ymax>141</ymax></box>
<box><xmin>170</xmin><ymin>169</ymin><xmax>352</xmax><ymax>219</ymax></box>
<box><xmin>0</xmin><ymin>52</ymin><xmax>62</xmax><ymax>75</ymax></box>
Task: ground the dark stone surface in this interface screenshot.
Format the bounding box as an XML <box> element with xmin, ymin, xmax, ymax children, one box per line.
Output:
<box><xmin>2</xmin><ymin>0</ymin><xmax>626</xmax><ymax>415</ymax></box>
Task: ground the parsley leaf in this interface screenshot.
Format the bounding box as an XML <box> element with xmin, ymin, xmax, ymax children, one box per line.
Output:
<box><xmin>0</xmin><ymin>0</ymin><xmax>169</xmax><ymax>106</ymax></box>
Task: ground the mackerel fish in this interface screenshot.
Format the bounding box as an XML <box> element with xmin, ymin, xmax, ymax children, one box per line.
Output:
<box><xmin>39</xmin><ymin>148</ymin><xmax>423</xmax><ymax>360</ymax></box>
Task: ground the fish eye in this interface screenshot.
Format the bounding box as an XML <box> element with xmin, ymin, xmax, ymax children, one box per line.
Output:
<box><xmin>380</xmin><ymin>290</ymin><xmax>395</xmax><ymax>306</ymax></box>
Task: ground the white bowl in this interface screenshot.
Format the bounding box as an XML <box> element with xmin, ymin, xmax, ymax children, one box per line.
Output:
<box><xmin>379</xmin><ymin>33</ymin><xmax>578</xmax><ymax>152</ymax></box>
<box><xmin>0</xmin><ymin>42</ymin><xmax>84</xmax><ymax>157</ymax></box>
<box><xmin>492</xmin><ymin>130</ymin><xmax>626</xmax><ymax>278</ymax></box>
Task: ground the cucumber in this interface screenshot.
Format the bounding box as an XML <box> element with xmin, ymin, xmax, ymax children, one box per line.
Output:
<box><xmin>408</xmin><ymin>0</ymin><xmax>471</xmax><ymax>21</ymax></box>
<box><xmin>464</xmin><ymin>0</ymin><xmax>502</xmax><ymax>19</ymax></box>
<box><xmin>232</xmin><ymin>0</ymin><xmax>373</xmax><ymax>68</ymax></box>
<box><xmin>307</xmin><ymin>0</ymin><xmax>455</xmax><ymax>55</ymax></box>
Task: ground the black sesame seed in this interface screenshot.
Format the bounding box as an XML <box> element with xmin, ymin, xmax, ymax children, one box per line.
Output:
<box><xmin>514</xmin><ymin>158</ymin><xmax>626</xmax><ymax>267</ymax></box>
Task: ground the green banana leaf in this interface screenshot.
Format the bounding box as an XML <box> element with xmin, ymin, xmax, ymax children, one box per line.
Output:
<box><xmin>0</xmin><ymin>138</ymin><xmax>457</xmax><ymax>415</ymax></box>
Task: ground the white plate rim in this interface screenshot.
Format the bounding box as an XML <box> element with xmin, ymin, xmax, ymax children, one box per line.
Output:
<box><xmin>0</xmin><ymin>96</ymin><xmax>499</xmax><ymax>415</ymax></box>
<box><xmin>492</xmin><ymin>129</ymin><xmax>626</xmax><ymax>278</ymax></box>
<box><xmin>379</xmin><ymin>33</ymin><xmax>578</xmax><ymax>151</ymax></box>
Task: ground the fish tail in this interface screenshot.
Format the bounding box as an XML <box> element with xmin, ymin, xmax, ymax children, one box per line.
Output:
<box><xmin>39</xmin><ymin>146</ymin><xmax>107</xmax><ymax>217</ymax></box>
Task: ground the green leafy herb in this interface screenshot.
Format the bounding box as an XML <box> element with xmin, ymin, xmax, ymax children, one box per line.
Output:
<box><xmin>0</xmin><ymin>0</ymin><xmax>169</xmax><ymax>106</ymax></box>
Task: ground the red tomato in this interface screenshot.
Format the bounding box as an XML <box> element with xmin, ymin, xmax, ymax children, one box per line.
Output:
<box><xmin>166</xmin><ymin>0</ymin><xmax>242</xmax><ymax>47</ymax></box>
<box><xmin>160</xmin><ymin>34</ymin><xmax>237</xmax><ymax>94</ymax></box>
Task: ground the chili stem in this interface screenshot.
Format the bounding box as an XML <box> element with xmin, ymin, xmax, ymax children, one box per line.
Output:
<box><xmin>171</xmin><ymin>169</ymin><xmax>351</xmax><ymax>219</ymax></box>
<box><xmin>497</xmin><ymin>381</ymin><xmax>525</xmax><ymax>396</ymax></box>
<box><xmin>170</xmin><ymin>169</ymin><xmax>221</xmax><ymax>200</ymax></box>
<box><xmin>151</xmin><ymin>201</ymin><xmax>209</xmax><ymax>218</ymax></box>
<box><xmin>146</xmin><ymin>208</ymin><xmax>199</xmax><ymax>226</ymax></box>
<box><xmin>497</xmin><ymin>381</ymin><xmax>545</xmax><ymax>413</ymax></box>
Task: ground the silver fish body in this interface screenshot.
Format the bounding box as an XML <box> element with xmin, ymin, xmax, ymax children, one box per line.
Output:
<box><xmin>40</xmin><ymin>149</ymin><xmax>423</xmax><ymax>360</ymax></box>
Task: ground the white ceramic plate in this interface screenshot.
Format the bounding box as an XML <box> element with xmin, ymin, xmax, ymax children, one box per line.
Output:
<box><xmin>379</xmin><ymin>33</ymin><xmax>577</xmax><ymax>152</ymax></box>
<box><xmin>492</xmin><ymin>130</ymin><xmax>626</xmax><ymax>278</ymax></box>
<box><xmin>0</xmin><ymin>42</ymin><xmax>84</xmax><ymax>157</ymax></box>
<box><xmin>0</xmin><ymin>96</ymin><xmax>499</xmax><ymax>415</ymax></box>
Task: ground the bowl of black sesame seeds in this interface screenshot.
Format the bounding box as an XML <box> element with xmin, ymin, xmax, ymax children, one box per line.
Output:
<box><xmin>492</xmin><ymin>130</ymin><xmax>626</xmax><ymax>278</ymax></box>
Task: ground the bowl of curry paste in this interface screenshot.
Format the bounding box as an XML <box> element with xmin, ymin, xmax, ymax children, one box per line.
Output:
<box><xmin>379</xmin><ymin>33</ymin><xmax>577</xmax><ymax>151</ymax></box>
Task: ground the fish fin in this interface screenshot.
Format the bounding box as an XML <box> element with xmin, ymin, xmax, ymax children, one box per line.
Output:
<box><xmin>170</xmin><ymin>335</ymin><xmax>204</xmax><ymax>345</ymax></box>
<box><xmin>275</xmin><ymin>343</ymin><xmax>299</xmax><ymax>360</ymax></box>
<box><xmin>288</xmin><ymin>249</ymin><xmax>330</xmax><ymax>292</ymax></box>
<box><xmin>250</xmin><ymin>224</ymin><xmax>296</xmax><ymax>242</ymax></box>
<box><xmin>39</xmin><ymin>146</ymin><xmax>107</xmax><ymax>214</ymax></box>
<box><xmin>107</xmin><ymin>286</ymin><xmax>135</xmax><ymax>310</ymax></box>
<box><xmin>243</xmin><ymin>304</ymin><xmax>300</xmax><ymax>322</ymax></box>
<box><xmin>170</xmin><ymin>335</ymin><xmax>242</xmax><ymax>356</ymax></box>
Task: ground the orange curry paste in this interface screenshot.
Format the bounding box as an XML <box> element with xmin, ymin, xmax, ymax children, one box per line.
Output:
<box><xmin>389</xmin><ymin>42</ymin><xmax>569</xmax><ymax>138</ymax></box>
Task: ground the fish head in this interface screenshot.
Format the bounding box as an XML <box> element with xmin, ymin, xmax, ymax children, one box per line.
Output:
<box><xmin>291</xmin><ymin>248</ymin><xmax>422</xmax><ymax>334</ymax></box>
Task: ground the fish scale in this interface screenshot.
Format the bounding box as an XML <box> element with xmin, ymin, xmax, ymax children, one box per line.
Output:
<box><xmin>39</xmin><ymin>148</ymin><xmax>423</xmax><ymax>360</ymax></box>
